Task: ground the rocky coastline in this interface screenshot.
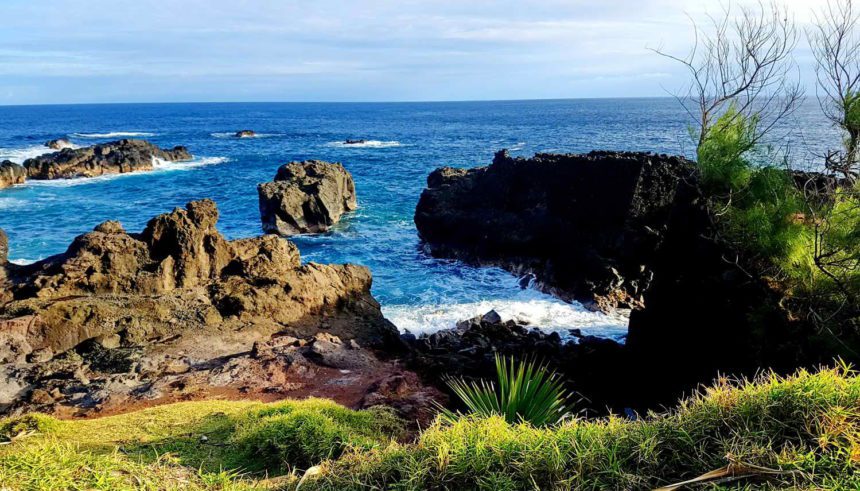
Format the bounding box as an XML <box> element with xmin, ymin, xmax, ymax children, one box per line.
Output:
<box><xmin>0</xmin><ymin>147</ymin><xmax>834</xmax><ymax>419</ymax></box>
<box><xmin>0</xmin><ymin>199</ymin><xmax>435</xmax><ymax>417</ymax></box>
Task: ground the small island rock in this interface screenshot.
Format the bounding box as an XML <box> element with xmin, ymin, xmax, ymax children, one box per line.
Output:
<box><xmin>23</xmin><ymin>139</ymin><xmax>191</xmax><ymax>180</ymax></box>
<box><xmin>235</xmin><ymin>130</ymin><xmax>256</xmax><ymax>138</ymax></box>
<box><xmin>258</xmin><ymin>160</ymin><xmax>357</xmax><ymax>236</ymax></box>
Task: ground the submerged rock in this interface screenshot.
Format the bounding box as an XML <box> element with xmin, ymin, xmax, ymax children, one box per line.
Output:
<box><xmin>258</xmin><ymin>160</ymin><xmax>357</xmax><ymax>236</ymax></box>
<box><xmin>0</xmin><ymin>199</ymin><xmax>401</xmax><ymax>415</ymax></box>
<box><xmin>45</xmin><ymin>138</ymin><xmax>74</xmax><ymax>150</ymax></box>
<box><xmin>345</xmin><ymin>139</ymin><xmax>367</xmax><ymax>145</ymax></box>
<box><xmin>414</xmin><ymin>150</ymin><xmax>695</xmax><ymax>311</ymax></box>
<box><xmin>0</xmin><ymin>160</ymin><xmax>26</xmax><ymax>189</ymax></box>
<box><xmin>23</xmin><ymin>139</ymin><xmax>191</xmax><ymax>180</ymax></box>
<box><xmin>235</xmin><ymin>130</ymin><xmax>256</xmax><ymax>138</ymax></box>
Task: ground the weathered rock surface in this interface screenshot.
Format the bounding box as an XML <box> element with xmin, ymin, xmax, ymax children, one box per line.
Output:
<box><xmin>23</xmin><ymin>139</ymin><xmax>191</xmax><ymax>180</ymax></box>
<box><xmin>0</xmin><ymin>160</ymin><xmax>26</xmax><ymax>189</ymax></box>
<box><xmin>0</xmin><ymin>199</ymin><xmax>404</xmax><ymax>415</ymax></box>
<box><xmin>415</xmin><ymin>150</ymin><xmax>695</xmax><ymax>311</ymax></box>
<box><xmin>258</xmin><ymin>160</ymin><xmax>357</xmax><ymax>236</ymax></box>
<box><xmin>235</xmin><ymin>130</ymin><xmax>256</xmax><ymax>138</ymax></box>
<box><xmin>45</xmin><ymin>138</ymin><xmax>74</xmax><ymax>150</ymax></box>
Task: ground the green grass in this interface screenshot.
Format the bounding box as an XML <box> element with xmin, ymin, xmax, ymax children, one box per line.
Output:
<box><xmin>305</xmin><ymin>365</ymin><xmax>860</xmax><ymax>490</ymax></box>
<box><xmin>0</xmin><ymin>398</ymin><xmax>401</xmax><ymax>490</ymax></box>
<box><xmin>1</xmin><ymin>366</ymin><xmax>859</xmax><ymax>490</ymax></box>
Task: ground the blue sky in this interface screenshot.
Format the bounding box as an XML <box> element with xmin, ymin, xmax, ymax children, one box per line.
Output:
<box><xmin>0</xmin><ymin>0</ymin><xmax>822</xmax><ymax>105</ymax></box>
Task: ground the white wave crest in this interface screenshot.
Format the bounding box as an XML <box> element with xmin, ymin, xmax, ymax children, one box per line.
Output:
<box><xmin>9</xmin><ymin>257</ymin><xmax>40</xmax><ymax>266</ymax></box>
<box><xmin>327</xmin><ymin>140</ymin><xmax>402</xmax><ymax>148</ymax></box>
<box><xmin>382</xmin><ymin>294</ymin><xmax>628</xmax><ymax>342</ymax></box>
<box><xmin>0</xmin><ymin>197</ymin><xmax>26</xmax><ymax>210</ymax></box>
<box><xmin>24</xmin><ymin>156</ymin><xmax>228</xmax><ymax>188</ymax></box>
<box><xmin>211</xmin><ymin>132</ymin><xmax>282</xmax><ymax>139</ymax></box>
<box><xmin>0</xmin><ymin>145</ymin><xmax>61</xmax><ymax>164</ymax></box>
<box><xmin>71</xmin><ymin>132</ymin><xmax>155</xmax><ymax>138</ymax></box>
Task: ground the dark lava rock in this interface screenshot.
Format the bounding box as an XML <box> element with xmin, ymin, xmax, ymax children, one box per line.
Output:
<box><xmin>23</xmin><ymin>139</ymin><xmax>192</xmax><ymax>180</ymax></box>
<box><xmin>0</xmin><ymin>160</ymin><xmax>26</xmax><ymax>189</ymax></box>
<box><xmin>415</xmin><ymin>150</ymin><xmax>695</xmax><ymax>311</ymax></box>
<box><xmin>258</xmin><ymin>160</ymin><xmax>357</xmax><ymax>235</ymax></box>
<box><xmin>235</xmin><ymin>130</ymin><xmax>256</xmax><ymax>138</ymax></box>
<box><xmin>345</xmin><ymin>139</ymin><xmax>367</xmax><ymax>145</ymax></box>
<box><xmin>413</xmin><ymin>150</ymin><xmax>821</xmax><ymax>411</ymax></box>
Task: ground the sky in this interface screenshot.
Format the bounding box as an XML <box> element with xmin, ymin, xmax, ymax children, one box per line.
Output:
<box><xmin>0</xmin><ymin>0</ymin><xmax>828</xmax><ymax>105</ymax></box>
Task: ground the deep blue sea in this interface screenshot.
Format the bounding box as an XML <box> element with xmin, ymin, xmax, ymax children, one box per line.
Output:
<box><xmin>0</xmin><ymin>99</ymin><xmax>840</xmax><ymax>340</ymax></box>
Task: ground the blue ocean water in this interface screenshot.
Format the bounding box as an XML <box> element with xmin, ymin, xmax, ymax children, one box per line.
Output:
<box><xmin>0</xmin><ymin>99</ymin><xmax>839</xmax><ymax>339</ymax></box>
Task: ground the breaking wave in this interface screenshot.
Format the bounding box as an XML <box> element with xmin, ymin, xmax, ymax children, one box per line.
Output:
<box><xmin>327</xmin><ymin>140</ymin><xmax>402</xmax><ymax>148</ymax></box>
<box><xmin>71</xmin><ymin>132</ymin><xmax>155</xmax><ymax>138</ymax></box>
<box><xmin>0</xmin><ymin>145</ymin><xmax>62</xmax><ymax>163</ymax></box>
<box><xmin>23</xmin><ymin>156</ymin><xmax>228</xmax><ymax>188</ymax></box>
<box><xmin>382</xmin><ymin>293</ymin><xmax>628</xmax><ymax>343</ymax></box>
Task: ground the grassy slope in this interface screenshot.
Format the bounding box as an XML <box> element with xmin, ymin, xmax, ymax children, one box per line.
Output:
<box><xmin>1</xmin><ymin>367</ymin><xmax>859</xmax><ymax>490</ymax></box>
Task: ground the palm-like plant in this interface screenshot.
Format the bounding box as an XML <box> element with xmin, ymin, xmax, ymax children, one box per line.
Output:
<box><xmin>441</xmin><ymin>354</ymin><xmax>571</xmax><ymax>426</ymax></box>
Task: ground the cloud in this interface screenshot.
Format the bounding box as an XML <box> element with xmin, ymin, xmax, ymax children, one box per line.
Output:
<box><xmin>0</xmin><ymin>0</ymin><xmax>827</xmax><ymax>104</ymax></box>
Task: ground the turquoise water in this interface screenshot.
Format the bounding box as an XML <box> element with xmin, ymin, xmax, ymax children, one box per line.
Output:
<box><xmin>0</xmin><ymin>99</ymin><xmax>837</xmax><ymax>339</ymax></box>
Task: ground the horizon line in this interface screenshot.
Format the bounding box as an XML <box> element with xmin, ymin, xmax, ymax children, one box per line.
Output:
<box><xmin>0</xmin><ymin>95</ymin><xmax>680</xmax><ymax>109</ymax></box>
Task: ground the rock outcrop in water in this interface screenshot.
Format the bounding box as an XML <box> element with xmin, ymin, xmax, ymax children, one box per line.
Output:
<box><xmin>23</xmin><ymin>139</ymin><xmax>191</xmax><ymax>180</ymax></box>
<box><xmin>258</xmin><ymin>160</ymin><xmax>357</xmax><ymax>236</ymax></box>
<box><xmin>0</xmin><ymin>199</ymin><xmax>406</xmax><ymax>415</ymax></box>
<box><xmin>45</xmin><ymin>138</ymin><xmax>74</xmax><ymax>150</ymax></box>
<box><xmin>0</xmin><ymin>160</ymin><xmax>26</xmax><ymax>189</ymax></box>
<box><xmin>415</xmin><ymin>150</ymin><xmax>695</xmax><ymax>311</ymax></box>
<box><xmin>235</xmin><ymin>130</ymin><xmax>256</xmax><ymax>138</ymax></box>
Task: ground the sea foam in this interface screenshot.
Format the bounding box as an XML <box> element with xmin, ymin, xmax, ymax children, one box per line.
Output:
<box><xmin>382</xmin><ymin>293</ymin><xmax>628</xmax><ymax>342</ymax></box>
<box><xmin>23</xmin><ymin>156</ymin><xmax>228</xmax><ymax>188</ymax></box>
<box><xmin>327</xmin><ymin>140</ymin><xmax>402</xmax><ymax>148</ymax></box>
<box><xmin>0</xmin><ymin>144</ymin><xmax>68</xmax><ymax>164</ymax></box>
<box><xmin>71</xmin><ymin>132</ymin><xmax>155</xmax><ymax>138</ymax></box>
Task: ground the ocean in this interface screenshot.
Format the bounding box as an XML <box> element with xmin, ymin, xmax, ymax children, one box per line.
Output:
<box><xmin>0</xmin><ymin>98</ymin><xmax>839</xmax><ymax>340</ymax></box>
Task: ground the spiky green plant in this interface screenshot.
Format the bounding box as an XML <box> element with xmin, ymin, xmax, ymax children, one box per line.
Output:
<box><xmin>441</xmin><ymin>354</ymin><xmax>571</xmax><ymax>426</ymax></box>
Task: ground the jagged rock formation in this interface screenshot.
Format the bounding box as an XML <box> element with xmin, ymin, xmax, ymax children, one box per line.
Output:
<box><xmin>415</xmin><ymin>150</ymin><xmax>695</xmax><ymax>311</ymax></box>
<box><xmin>45</xmin><ymin>138</ymin><xmax>74</xmax><ymax>150</ymax></box>
<box><xmin>258</xmin><ymin>160</ymin><xmax>357</xmax><ymax>236</ymax></box>
<box><xmin>23</xmin><ymin>139</ymin><xmax>191</xmax><ymax>180</ymax></box>
<box><xmin>0</xmin><ymin>199</ymin><xmax>402</xmax><ymax>415</ymax></box>
<box><xmin>413</xmin><ymin>150</ymin><xmax>811</xmax><ymax>411</ymax></box>
<box><xmin>0</xmin><ymin>160</ymin><xmax>26</xmax><ymax>189</ymax></box>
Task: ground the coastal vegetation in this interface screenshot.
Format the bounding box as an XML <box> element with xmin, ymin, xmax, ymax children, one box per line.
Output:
<box><xmin>658</xmin><ymin>0</ymin><xmax>860</xmax><ymax>335</ymax></box>
<box><xmin>2</xmin><ymin>365</ymin><xmax>859</xmax><ymax>490</ymax></box>
<box><xmin>440</xmin><ymin>354</ymin><xmax>571</xmax><ymax>426</ymax></box>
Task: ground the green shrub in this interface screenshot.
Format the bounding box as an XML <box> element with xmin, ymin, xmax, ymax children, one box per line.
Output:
<box><xmin>442</xmin><ymin>354</ymin><xmax>571</xmax><ymax>426</ymax></box>
<box><xmin>231</xmin><ymin>398</ymin><xmax>402</xmax><ymax>472</ymax></box>
<box><xmin>304</xmin><ymin>366</ymin><xmax>860</xmax><ymax>490</ymax></box>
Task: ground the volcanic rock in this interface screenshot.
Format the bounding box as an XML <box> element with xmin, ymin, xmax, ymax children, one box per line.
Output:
<box><xmin>345</xmin><ymin>139</ymin><xmax>367</xmax><ymax>145</ymax></box>
<box><xmin>414</xmin><ymin>150</ymin><xmax>695</xmax><ymax>310</ymax></box>
<box><xmin>0</xmin><ymin>160</ymin><xmax>26</xmax><ymax>189</ymax></box>
<box><xmin>235</xmin><ymin>130</ymin><xmax>256</xmax><ymax>138</ymax></box>
<box><xmin>258</xmin><ymin>160</ymin><xmax>357</xmax><ymax>235</ymax></box>
<box><xmin>0</xmin><ymin>199</ymin><xmax>402</xmax><ymax>414</ymax></box>
<box><xmin>23</xmin><ymin>139</ymin><xmax>191</xmax><ymax>180</ymax></box>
